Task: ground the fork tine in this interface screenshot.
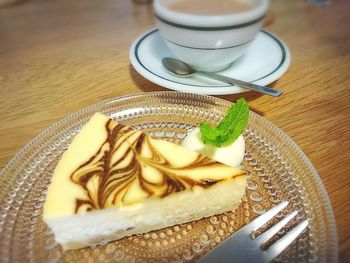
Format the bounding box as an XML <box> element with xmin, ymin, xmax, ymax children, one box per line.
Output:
<box><xmin>255</xmin><ymin>211</ymin><xmax>298</xmax><ymax>246</ymax></box>
<box><xmin>246</xmin><ymin>201</ymin><xmax>289</xmax><ymax>233</ymax></box>
<box><xmin>264</xmin><ymin>219</ymin><xmax>309</xmax><ymax>262</ymax></box>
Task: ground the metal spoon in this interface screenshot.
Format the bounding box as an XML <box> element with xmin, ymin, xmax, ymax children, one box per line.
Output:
<box><xmin>162</xmin><ymin>57</ymin><xmax>282</xmax><ymax>97</ymax></box>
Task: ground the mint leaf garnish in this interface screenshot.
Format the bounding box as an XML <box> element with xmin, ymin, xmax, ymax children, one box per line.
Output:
<box><xmin>198</xmin><ymin>123</ymin><xmax>221</xmax><ymax>145</ymax></box>
<box><xmin>199</xmin><ymin>98</ymin><xmax>249</xmax><ymax>147</ymax></box>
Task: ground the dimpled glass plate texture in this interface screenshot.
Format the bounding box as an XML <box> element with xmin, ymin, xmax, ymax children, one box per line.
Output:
<box><xmin>0</xmin><ymin>92</ymin><xmax>337</xmax><ymax>263</ymax></box>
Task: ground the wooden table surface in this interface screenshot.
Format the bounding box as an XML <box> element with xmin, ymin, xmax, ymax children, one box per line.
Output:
<box><xmin>0</xmin><ymin>0</ymin><xmax>349</xmax><ymax>261</ymax></box>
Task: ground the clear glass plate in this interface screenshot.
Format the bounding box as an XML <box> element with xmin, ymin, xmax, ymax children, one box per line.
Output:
<box><xmin>0</xmin><ymin>92</ymin><xmax>338</xmax><ymax>263</ymax></box>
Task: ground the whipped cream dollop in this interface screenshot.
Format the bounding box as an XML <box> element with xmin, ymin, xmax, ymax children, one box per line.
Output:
<box><xmin>181</xmin><ymin>127</ymin><xmax>245</xmax><ymax>168</ymax></box>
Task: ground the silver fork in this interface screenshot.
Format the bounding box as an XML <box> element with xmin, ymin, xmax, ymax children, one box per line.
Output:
<box><xmin>198</xmin><ymin>201</ymin><xmax>309</xmax><ymax>263</ymax></box>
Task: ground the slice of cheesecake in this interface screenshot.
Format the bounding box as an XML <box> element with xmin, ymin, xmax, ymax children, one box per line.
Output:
<box><xmin>43</xmin><ymin>113</ymin><xmax>247</xmax><ymax>250</ymax></box>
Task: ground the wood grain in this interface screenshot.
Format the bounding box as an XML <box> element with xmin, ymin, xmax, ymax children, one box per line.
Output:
<box><xmin>0</xmin><ymin>0</ymin><xmax>349</xmax><ymax>261</ymax></box>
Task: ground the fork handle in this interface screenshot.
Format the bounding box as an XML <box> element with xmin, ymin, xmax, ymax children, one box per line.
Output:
<box><xmin>197</xmin><ymin>227</ymin><xmax>268</xmax><ymax>263</ymax></box>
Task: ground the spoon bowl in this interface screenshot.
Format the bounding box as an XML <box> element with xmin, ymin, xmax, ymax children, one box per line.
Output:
<box><xmin>162</xmin><ymin>57</ymin><xmax>195</xmax><ymax>76</ymax></box>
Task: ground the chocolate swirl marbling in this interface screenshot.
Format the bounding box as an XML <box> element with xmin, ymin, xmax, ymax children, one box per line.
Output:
<box><xmin>71</xmin><ymin>119</ymin><xmax>243</xmax><ymax>213</ymax></box>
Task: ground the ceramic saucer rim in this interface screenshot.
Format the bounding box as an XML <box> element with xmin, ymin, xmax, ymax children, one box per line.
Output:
<box><xmin>129</xmin><ymin>28</ymin><xmax>291</xmax><ymax>95</ymax></box>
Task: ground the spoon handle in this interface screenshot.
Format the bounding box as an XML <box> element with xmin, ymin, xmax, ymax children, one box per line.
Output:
<box><xmin>197</xmin><ymin>71</ymin><xmax>282</xmax><ymax>97</ymax></box>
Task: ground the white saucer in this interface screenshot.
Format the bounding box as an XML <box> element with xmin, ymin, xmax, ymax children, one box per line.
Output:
<box><xmin>130</xmin><ymin>28</ymin><xmax>291</xmax><ymax>95</ymax></box>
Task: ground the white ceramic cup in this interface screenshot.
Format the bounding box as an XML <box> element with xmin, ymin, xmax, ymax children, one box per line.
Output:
<box><xmin>154</xmin><ymin>0</ymin><xmax>269</xmax><ymax>72</ymax></box>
